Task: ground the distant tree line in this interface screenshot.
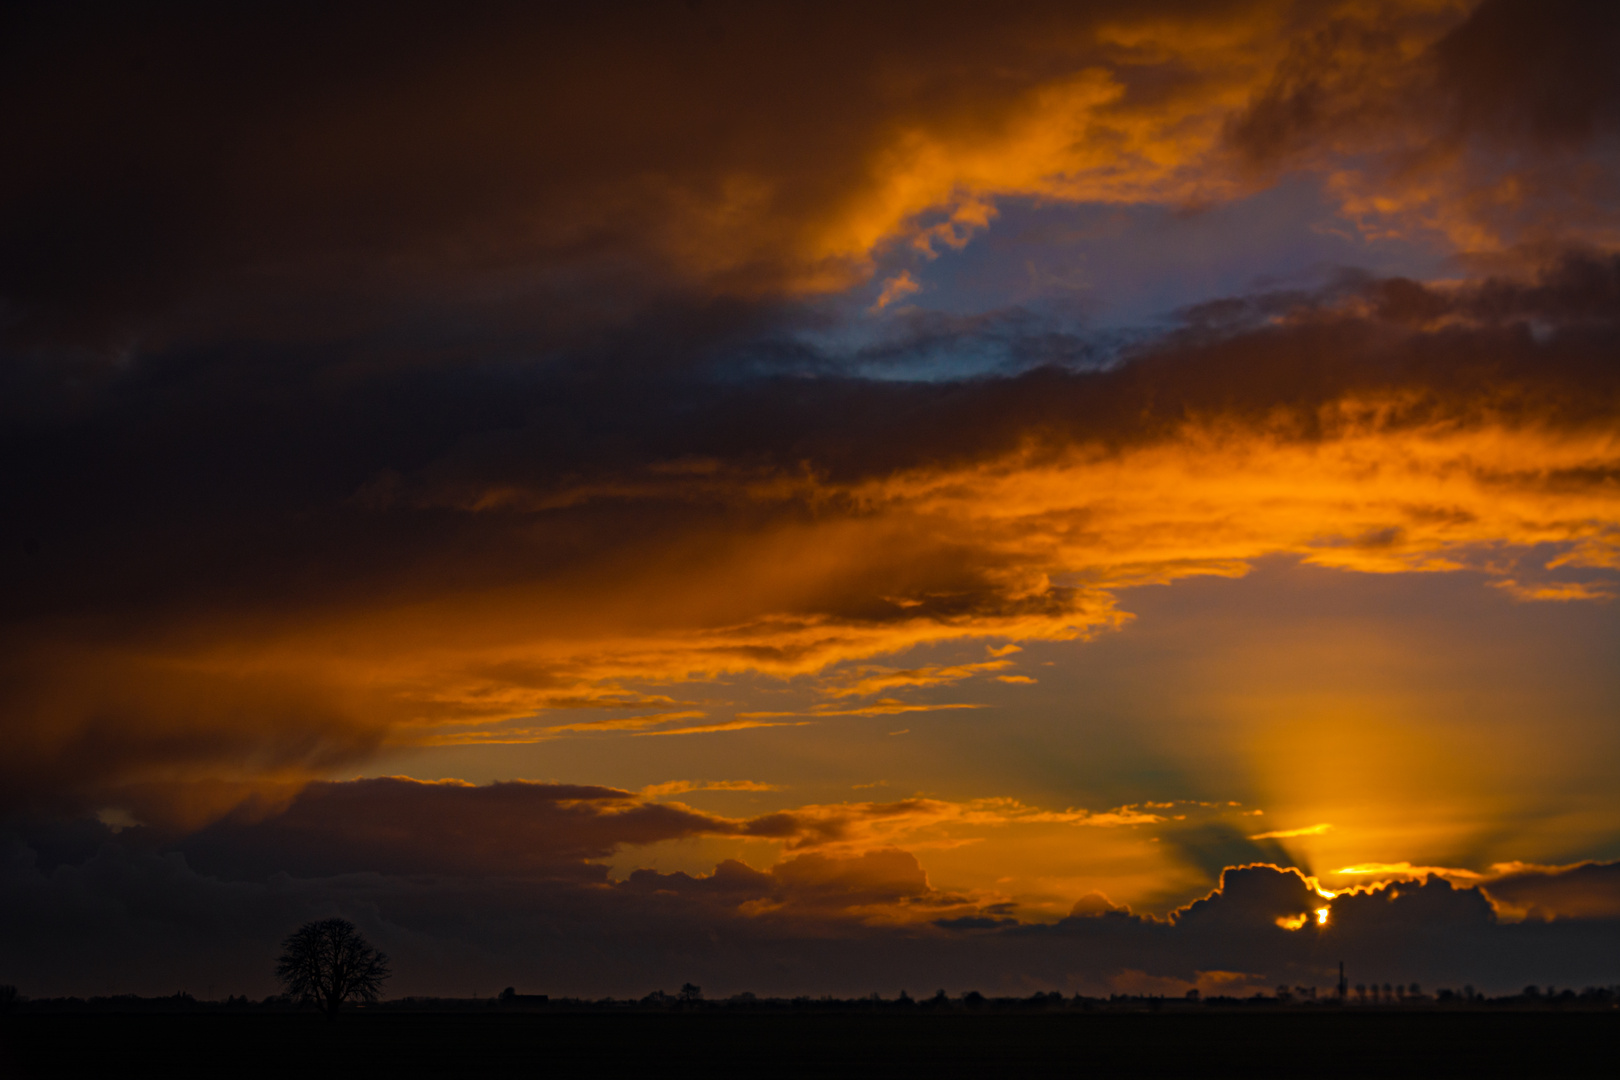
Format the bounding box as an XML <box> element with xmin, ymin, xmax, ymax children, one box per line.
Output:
<box><xmin>5</xmin><ymin>985</ymin><xmax>1619</xmax><ymax>1013</ymax></box>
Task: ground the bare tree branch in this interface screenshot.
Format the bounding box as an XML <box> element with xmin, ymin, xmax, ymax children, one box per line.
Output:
<box><xmin>275</xmin><ymin>919</ymin><xmax>390</xmax><ymax>1018</ymax></box>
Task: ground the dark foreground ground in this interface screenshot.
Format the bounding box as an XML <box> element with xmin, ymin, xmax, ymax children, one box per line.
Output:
<box><xmin>2</xmin><ymin>1011</ymin><xmax>1615</xmax><ymax>1079</ymax></box>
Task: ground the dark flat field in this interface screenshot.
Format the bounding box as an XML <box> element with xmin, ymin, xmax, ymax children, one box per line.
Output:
<box><xmin>2</xmin><ymin>1011</ymin><xmax>1615</xmax><ymax>1079</ymax></box>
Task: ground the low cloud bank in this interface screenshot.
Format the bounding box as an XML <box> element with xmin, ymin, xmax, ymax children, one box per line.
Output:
<box><xmin>3</xmin><ymin>779</ymin><xmax>1617</xmax><ymax>1000</ymax></box>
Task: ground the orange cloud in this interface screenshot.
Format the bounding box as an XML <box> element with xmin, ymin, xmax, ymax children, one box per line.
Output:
<box><xmin>870</xmin><ymin>271</ymin><xmax>922</xmax><ymax>311</ymax></box>
<box><xmin>1490</xmin><ymin>578</ymin><xmax>1617</xmax><ymax>602</ymax></box>
<box><xmin>1329</xmin><ymin>861</ymin><xmax>1482</xmax><ymax>882</ymax></box>
<box><xmin>1226</xmin><ymin>1</ymin><xmax>1620</xmax><ymax>257</ymax></box>
<box><xmin>740</xmin><ymin>795</ymin><xmax>1167</xmax><ymax>859</ymax></box>
<box><xmin>6</xmin><ymin>6</ymin><xmax>1620</xmax><ymax>1000</ymax></box>
<box><xmin>148</xmin><ymin>776</ymin><xmax>1199</xmax><ymax>928</ymax></box>
<box><xmin>10</xmin><ymin>273</ymin><xmax>1620</xmax><ymax>817</ymax></box>
<box><xmin>1249</xmin><ymin>823</ymin><xmax>1334</xmax><ymax>840</ymax></box>
<box><xmin>635</xmin><ymin>718</ymin><xmax>816</xmax><ymax>737</ymax></box>
<box><xmin>640</xmin><ymin>780</ymin><xmax>781</xmax><ymax>798</ymax></box>
<box><xmin>432</xmin><ymin>711</ymin><xmax>708</xmax><ymax>743</ymax></box>
<box><xmin>11</xmin><ymin>0</ymin><xmax>1540</xmax><ymax>343</ymax></box>
<box><xmin>734</xmin><ymin>700</ymin><xmax>986</xmax><ymax>721</ymax></box>
<box><xmin>824</xmin><ymin>649</ymin><xmax>1021</xmax><ymax>697</ymax></box>
<box><xmin>6</xmin><ymin>0</ymin><xmax>1620</xmax><ymax>825</ymax></box>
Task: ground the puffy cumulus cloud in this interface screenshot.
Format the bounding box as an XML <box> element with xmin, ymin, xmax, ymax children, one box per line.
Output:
<box><xmin>1480</xmin><ymin>860</ymin><xmax>1620</xmax><ymax>920</ymax></box>
<box><xmin>1177</xmin><ymin>864</ymin><xmax>1332</xmax><ymax>929</ymax></box>
<box><xmin>5</xmin><ymin>255</ymin><xmax>1620</xmax><ymax>818</ymax></box>
<box><xmin>5</xmin><ymin>804</ymin><xmax>1619</xmax><ymax>999</ymax></box>
<box><xmin>1027</xmin><ymin>866</ymin><xmax>1620</xmax><ymax>995</ymax></box>
<box><xmin>1322</xmin><ymin>856</ymin><xmax>1620</xmax><ymax>921</ymax></box>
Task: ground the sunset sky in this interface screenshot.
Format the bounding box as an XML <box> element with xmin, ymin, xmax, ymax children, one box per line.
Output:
<box><xmin>4</xmin><ymin>0</ymin><xmax>1619</xmax><ymax>1000</ymax></box>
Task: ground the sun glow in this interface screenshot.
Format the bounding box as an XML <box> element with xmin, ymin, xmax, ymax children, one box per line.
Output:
<box><xmin>7</xmin><ymin>0</ymin><xmax>1620</xmax><ymax>1006</ymax></box>
<box><xmin>1275</xmin><ymin>903</ymin><xmax>1333</xmax><ymax>932</ymax></box>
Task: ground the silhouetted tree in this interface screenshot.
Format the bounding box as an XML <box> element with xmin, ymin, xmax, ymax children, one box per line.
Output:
<box><xmin>275</xmin><ymin>918</ymin><xmax>390</xmax><ymax>1018</ymax></box>
<box><xmin>679</xmin><ymin>982</ymin><xmax>703</xmax><ymax>1003</ymax></box>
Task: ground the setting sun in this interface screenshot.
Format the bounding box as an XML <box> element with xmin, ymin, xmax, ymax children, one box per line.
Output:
<box><xmin>2</xmin><ymin>0</ymin><xmax>1618</xmax><ymax>1007</ymax></box>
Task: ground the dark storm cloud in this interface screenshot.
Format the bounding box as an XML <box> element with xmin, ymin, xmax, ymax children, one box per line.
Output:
<box><xmin>2</xmin><ymin>0</ymin><xmax>1268</xmax><ymax>356</ymax></box>
<box><xmin>174</xmin><ymin>778</ymin><xmax>747</xmax><ymax>880</ymax></box>
<box><xmin>1226</xmin><ymin>0</ymin><xmax>1620</xmax><ymax>159</ymax></box>
<box><xmin>1225</xmin><ymin>0</ymin><xmax>1620</xmax><ymax>249</ymax></box>
<box><xmin>1436</xmin><ymin>0</ymin><xmax>1620</xmax><ymax>147</ymax></box>
<box><xmin>5</xmin><ymin>795</ymin><xmax>1618</xmax><ymax>999</ymax></box>
<box><xmin>166</xmin><ymin>780</ymin><xmax>1100</xmax><ymax>887</ymax></box>
<box><xmin>4</xmin><ymin>248</ymin><xmax>1620</xmax><ymax>818</ymax></box>
<box><xmin>1482</xmin><ymin>861</ymin><xmax>1620</xmax><ymax>920</ymax></box>
<box><xmin>15</xmin><ymin>0</ymin><xmax>1596</xmax><ymax>369</ymax></box>
<box><xmin>623</xmin><ymin>849</ymin><xmax>937</xmax><ymax>918</ymax></box>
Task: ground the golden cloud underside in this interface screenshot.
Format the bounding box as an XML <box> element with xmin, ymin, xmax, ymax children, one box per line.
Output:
<box><xmin>6</xmin><ymin>0</ymin><xmax>1620</xmax><ymax>822</ymax></box>
<box><xmin>8</xmin><ymin>355</ymin><xmax>1616</xmax><ymax>821</ymax></box>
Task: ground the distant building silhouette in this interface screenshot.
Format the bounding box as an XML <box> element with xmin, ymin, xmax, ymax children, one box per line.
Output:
<box><xmin>498</xmin><ymin>988</ymin><xmax>548</xmax><ymax>1007</ymax></box>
